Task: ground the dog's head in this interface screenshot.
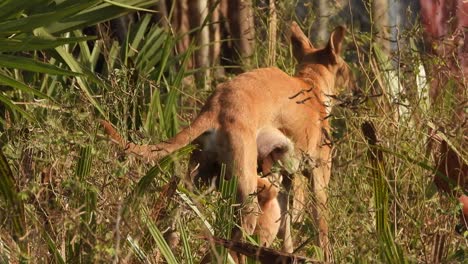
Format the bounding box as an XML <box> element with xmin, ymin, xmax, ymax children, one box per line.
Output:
<box><xmin>290</xmin><ymin>22</ymin><xmax>353</xmax><ymax>92</ymax></box>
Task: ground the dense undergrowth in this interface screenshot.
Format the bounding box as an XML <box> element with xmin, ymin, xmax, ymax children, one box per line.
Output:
<box><xmin>0</xmin><ymin>1</ymin><xmax>466</xmax><ymax>263</ymax></box>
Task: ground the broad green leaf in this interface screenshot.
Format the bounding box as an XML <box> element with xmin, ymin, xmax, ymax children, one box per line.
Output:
<box><xmin>0</xmin><ymin>93</ymin><xmax>34</xmax><ymax>121</ymax></box>
<box><xmin>103</xmin><ymin>0</ymin><xmax>157</xmax><ymax>13</ymax></box>
<box><xmin>90</xmin><ymin>40</ymin><xmax>102</xmax><ymax>72</ymax></box>
<box><xmin>135</xmin><ymin>26</ymin><xmax>166</xmax><ymax>74</ymax></box>
<box><xmin>45</xmin><ymin>0</ymin><xmax>158</xmax><ymax>34</ymax></box>
<box><xmin>73</xmin><ymin>30</ymin><xmax>92</xmax><ymax>68</ymax></box>
<box><xmin>0</xmin><ymin>36</ymin><xmax>96</xmax><ymax>52</ymax></box>
<box><xmin>128</xmin><ymin>14</ymin><xmax>152</xmax><ymax>58</ymax></box>
<box><xmin>0</xmin><ymin>0</ymin><xmax>51</xmax><ymax>19</ymax></box>
<box><xmin>53</xmin><ymin>45</ymin><xmax>106</xmax><ymax>116</ymax></box>
<box><xmin>0</xmin><ymin>1</ymin><xmax>98</xmax><ymax>35</ymax></box>
<box><xmin>0</xmin><ymin>54</ymin><xmax>79</xmax><ymax>76</ymax></box>
<box><xmin>0</xmin><ymin>73</ymin><xmax>54</xmax><ymax>102</ymax></box>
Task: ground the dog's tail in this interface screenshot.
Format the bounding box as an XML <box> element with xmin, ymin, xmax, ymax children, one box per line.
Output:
<box><xmin>100</xmin><ymin>108</ymin><xmax>218</xmax><ymax>161</ymax></box>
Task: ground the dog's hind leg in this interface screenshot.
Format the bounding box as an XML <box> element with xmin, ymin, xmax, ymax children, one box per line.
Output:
<box><xmin>216</xmin><ymin>127</ymin><xmax>259</xmax><ymax>263</ymax></box>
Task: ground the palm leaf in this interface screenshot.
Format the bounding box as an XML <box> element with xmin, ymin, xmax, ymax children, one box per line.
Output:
<box><xmin>0</xmin><ymin>54</ymin><xmax>80</xmax><ymax>76</ymax></box>
<box><xmin>45</xmin><ymin>0</ymin><xmax>158</xmax><ymax>34</ymax></box>
<box><xmin>0</xmin><ymin>1</ymin><xmax>98</xmax><ymax>35</ymax></box>
<box><xmin>142</xmin><ymin>207</ymin><xmax>178</xmax><ymax>264</ymax></box>
<box><xmin>0</xmin><ymin>36</ymin><xmax>95</xmax><ymax>52</ymax></box>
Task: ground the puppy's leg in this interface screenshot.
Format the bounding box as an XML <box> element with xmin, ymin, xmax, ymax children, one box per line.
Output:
<box><xmin>255</xmin><ymin>175</ymin><xmax>281</xmax><ymax>247</ymax></box>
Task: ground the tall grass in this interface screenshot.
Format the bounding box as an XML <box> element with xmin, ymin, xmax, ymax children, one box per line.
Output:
<box><xmin>0</xmin><ymin>2</ymin><xmax>466</xmax><ymax>263</ymax></box>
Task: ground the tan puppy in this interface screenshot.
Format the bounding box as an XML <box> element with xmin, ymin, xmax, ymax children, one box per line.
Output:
<box><xmin>102</xmin><ymin>22</ymin><xmax>349</xmax><ymax>261</ymax></box>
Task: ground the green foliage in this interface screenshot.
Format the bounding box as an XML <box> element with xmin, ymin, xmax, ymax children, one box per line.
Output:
<box><xmin>0</xmin><ymin>1</ymin><xmax>466</xmax><ymax>263</ymax></box>
<box><xmin>0</xmin><ymin>0</ymin><xmax>157</xmax><ymax>124</ymax></box>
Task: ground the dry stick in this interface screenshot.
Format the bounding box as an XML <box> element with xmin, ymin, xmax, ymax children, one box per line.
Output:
<box><xmin>151</xmin><ymin>175</ymin><xmax>180</xmax><ymax>222</ymax></box>
<box><xmin>203</xmin><ymin>236</ymin><xmax>318</xmax><ymax>264</ymax></box>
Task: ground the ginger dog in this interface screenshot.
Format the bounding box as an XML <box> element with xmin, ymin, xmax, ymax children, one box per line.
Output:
<box><xmin>103</xmin><ymin>120</ymin><xmax>292</xmax><ymax>249</ymax></box>
<box><xmin>102</xmin><ymin>22</ymin><xmax>349</xmax><ymax>261</ymax></box>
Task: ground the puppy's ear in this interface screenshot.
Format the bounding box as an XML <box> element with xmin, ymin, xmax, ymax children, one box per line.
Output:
<box><xmin>290</xmin><ymin>22</ymin><xmax>314</xmax><ymax>62</ymax></box>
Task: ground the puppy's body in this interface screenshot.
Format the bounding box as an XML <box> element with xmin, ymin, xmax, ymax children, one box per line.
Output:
<box><xmin>102</xmin><ymin>22</ymin><xmax>350</xmax><ymax>261</ymax></box>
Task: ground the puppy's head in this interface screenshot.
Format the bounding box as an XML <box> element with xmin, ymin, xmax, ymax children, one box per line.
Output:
<box><xmin>257</xmin><ymin>174</ymin><xmax>282</xmax><ymax>203</ymax></box>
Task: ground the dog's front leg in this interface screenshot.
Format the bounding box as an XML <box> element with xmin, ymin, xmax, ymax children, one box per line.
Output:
<box><xmin>310</xmin><ymin>144</ymin><xmax>332</xmax><ymax>261</ymax></box>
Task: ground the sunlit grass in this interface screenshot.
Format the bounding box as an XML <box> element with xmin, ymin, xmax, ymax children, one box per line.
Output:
<box><xmin>0</xmin><ymin>1</ymin><xmax>466</xmax><ymax>263</ymax></box>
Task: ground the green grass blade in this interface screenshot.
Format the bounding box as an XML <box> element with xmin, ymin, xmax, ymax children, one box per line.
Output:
<box><xmin>178</xmin><ymin>218</ymin><xmax>193</xmax><ymax>264</ymax></box>
<box><xmin>362</xmin><ymin>122</ymin><xmax>408</xmax><ymax>263</ymax></box>
<box><xmin>123</xmin><ymin>145</ymin><xmax>194</xmax><ymax>212</ymax></box>
<box><xmin>141</xmin><ymin>207</ymin><xmax>178</xmax><ymax>264</ymax></box>
<box><xmin>162</xmin><ymin>77</ymin><xmax>180</xmax><ymax>138</ymax></box>
<box><xmin>177</xmin><ymin>190</ymin><xmax>215</xmax><ymax>235</ymax></box>
<box><xmin>76</xmin><ymin>146</ymin><xmax>93</xmax><ymax>180</ymax></box>
<box><xmin>89</xmin><ymin>40</ymin><xmax>102</xmax><ymax>72</ymax></box>
<box><xmin>126</xmin><ymin>235</ymin><xmax>149</xmax><ymax>263</ymax></box>
<box><xmin>26</xmin><ymin>207</ymin><xmax>66</xmax><ymax>264</ymax></box>
<box><xmin>0</xmin><ymin>148</ymin><xmax>26</xmax><ymax>255</ymax></box>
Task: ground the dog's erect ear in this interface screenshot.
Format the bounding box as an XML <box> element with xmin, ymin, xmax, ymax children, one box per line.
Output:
<box><xmin>290</xmin><ymin>22</ymin><xmax>314</xmax><ymax>62</ymax></box>
<box><xmin>326</xmin><ymin>26</ymin><xmax>346</xmax><ymax>57</ymax></box>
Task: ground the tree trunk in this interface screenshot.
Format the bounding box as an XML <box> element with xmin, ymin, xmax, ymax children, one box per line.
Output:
<box><xmin>193</xmin><ymin>0</ymin><xmax>210</xmax><ymax>89</ymax></box>
<box><xmin>172</xmin><ymin>0</ymin><xmax>192</xmax><ymax>68</ymax></box>
<box><xmin>209</xmin><ymin>0</ymin><xmax>225</xmax><ymax>79</ymax></box>
<box><xmin>315</xmin><ymin>0</ymin><xmax>330</xmax><ymax>44</ymax></box>
<box><xmin>228</xmin><ymin>0</ymin><xmax>255</xmax><ymax>67</ymax></box>
<box><xmin>267</xmin><ymin>0</ymin><xmax>277</xmax><ymax>66</ymax></box>
<box><xmin>371</xmin><ymin>0</ymin><xmax>390</xmax><ymax>53</ymax></box>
